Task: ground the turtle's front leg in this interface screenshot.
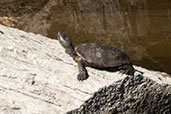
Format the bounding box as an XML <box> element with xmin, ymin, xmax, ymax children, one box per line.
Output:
<box><xmin>77</xmin><ymin>59</ymin><xmax>89</xmax><ymax>81</ymax></box>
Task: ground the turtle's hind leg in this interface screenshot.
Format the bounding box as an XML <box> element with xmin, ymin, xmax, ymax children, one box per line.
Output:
<box><xmin>119</xmin><ymin>64</ymin><xmax>135</xmax><ymax>75</ymax></box>
<box><xmin>77</xmin><ymin>59</ymin><xmax>89</xmax><ymax>81</ymax></box>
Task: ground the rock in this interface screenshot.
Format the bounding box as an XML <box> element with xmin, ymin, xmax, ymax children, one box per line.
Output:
<box><xmin>0</xmin><ymin>24</ymin><xmax>170</xmax><ymax>114</ymax></box>
<box><xmin>67</xmin><ymin>74</ymin><xmax>171</xmax><ymax>114</ymax></box>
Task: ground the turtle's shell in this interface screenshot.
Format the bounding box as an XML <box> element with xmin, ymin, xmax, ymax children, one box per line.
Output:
<box><xmin>75</xmin><ymin>43</ymin><xmax>131</xmax><ymax>68</ymax></box>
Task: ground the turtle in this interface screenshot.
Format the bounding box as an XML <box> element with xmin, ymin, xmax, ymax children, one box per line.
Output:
<box><xmin>58</xmin><ymin>32</ymin><xmax>135</xmax><ymax>81</ymax></box>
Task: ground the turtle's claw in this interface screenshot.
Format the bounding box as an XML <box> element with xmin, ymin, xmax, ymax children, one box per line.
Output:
<box><xmin>77</xmin><ymin>72</ymin><xmax>89</xmax><ymax>81</ymax></box>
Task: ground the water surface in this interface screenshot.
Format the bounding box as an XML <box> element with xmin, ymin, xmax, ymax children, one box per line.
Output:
<box><xmin>21</xmin><ymin>0</ymin><xmax>171</xmax><ymax>74</ymax></box>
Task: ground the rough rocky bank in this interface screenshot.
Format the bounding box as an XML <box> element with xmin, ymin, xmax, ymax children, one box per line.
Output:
<box><xmin>68</xmin><ymin>74</ymin><xmax>171</xmax><ymax>114</ymax></box>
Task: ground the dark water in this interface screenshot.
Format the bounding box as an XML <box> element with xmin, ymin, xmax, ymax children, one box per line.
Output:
<box><xmin>47</xmin><ymin>0</ymin><xmax>171</xmax><ymax>74</ymax></box>
<box><xmin>1</xmin><ymin>0</ymin><xmax>170</xmax><ymax>74</ymax></box>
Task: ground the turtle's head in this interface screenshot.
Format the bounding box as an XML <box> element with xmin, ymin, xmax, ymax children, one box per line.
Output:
<box><xmin>58</xmin><ymin>32</ymin><xmax>77</xmax><ymax>57</ymax></box>
<box><xmin>58</xmin><ymin>32</ymin><xmax>73</xmax><ymax>48</ymax></box>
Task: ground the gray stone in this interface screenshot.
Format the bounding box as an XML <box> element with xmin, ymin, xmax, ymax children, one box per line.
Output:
<box><xmin>0</xmin><ymin>24</ymin><xmax>170</xmax><ymax>114</ymax></box>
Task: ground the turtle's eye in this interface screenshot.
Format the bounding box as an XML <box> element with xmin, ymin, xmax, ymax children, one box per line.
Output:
<box><xmin>63</xmin><ymin>35</ymin><xmax>69</xmax><ymax>41</ymax></box>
